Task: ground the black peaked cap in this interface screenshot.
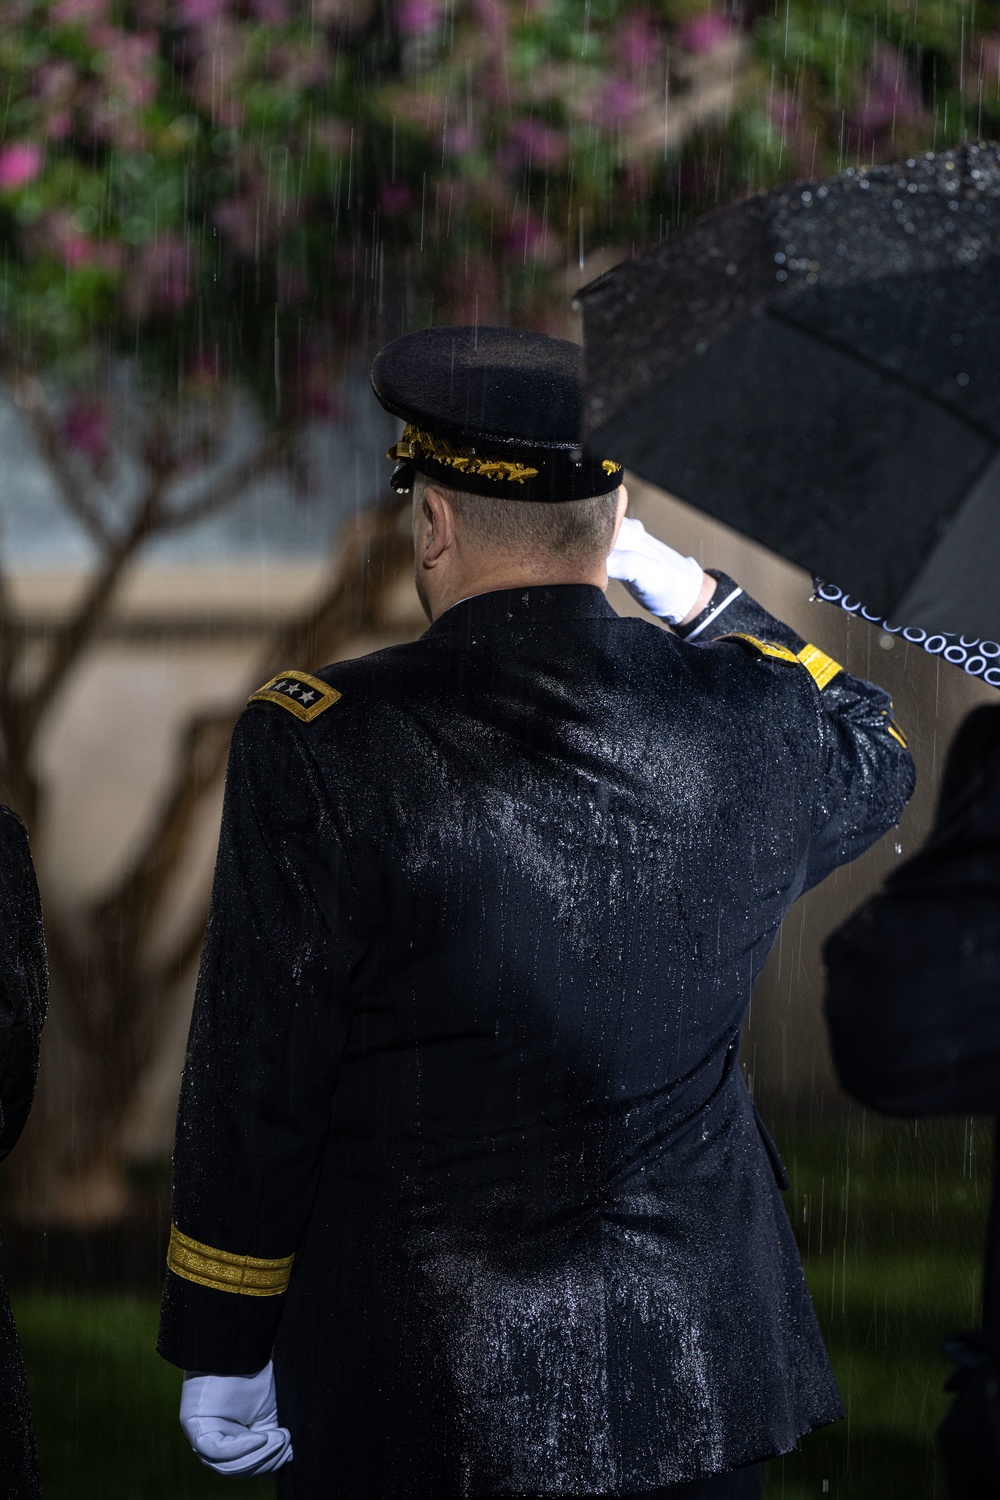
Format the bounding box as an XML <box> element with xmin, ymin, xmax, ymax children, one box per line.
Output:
<box><xmin>371</xmin><ymin>326</ymin><xmax>622</xmax><ymax>502</ymax></box>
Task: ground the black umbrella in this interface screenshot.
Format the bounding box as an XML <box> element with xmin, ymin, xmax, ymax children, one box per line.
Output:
<box><xmin>578</xmin><ymin>141</ymin><xmax>1000</xmax><ymax>645</ymax></box>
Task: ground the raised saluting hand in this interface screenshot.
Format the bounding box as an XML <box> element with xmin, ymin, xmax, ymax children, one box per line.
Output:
<box><xmin>607</xmin><ymin>516</ymin><xmax>706</xmax><ymax>625</ymax></box>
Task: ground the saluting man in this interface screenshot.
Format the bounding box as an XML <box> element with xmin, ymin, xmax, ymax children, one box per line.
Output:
<box><xmin>158</xmin><ymin>326</ymin><xmax>914</xmax><ymax>1500</ymax></box>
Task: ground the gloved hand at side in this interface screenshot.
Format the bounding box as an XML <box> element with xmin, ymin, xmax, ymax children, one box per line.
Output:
<box><xmin>180</xmin><ymin>1361</ymin><xmax>293</xmax><ymax>1476</ymax></box>
<box><xmin>607</xmin><ymin>517</ymin><xmax>706</xmax><ymax>624</ymax></box>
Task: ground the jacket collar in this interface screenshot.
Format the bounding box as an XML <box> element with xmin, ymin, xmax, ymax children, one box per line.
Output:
<box><xmin>424</xmin><ymin>584</ymin><xmax>617</xmax><ymax>639</ymax></box>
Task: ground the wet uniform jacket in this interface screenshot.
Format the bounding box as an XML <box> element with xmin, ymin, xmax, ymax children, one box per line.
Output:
<box><xmin>0</xmin><ymin>806</ymin><xmax>48</xmax><ymax>1498</ymax></box>
<box><xmin>158</xmin><ymin>576</ymin><xmax>914</xmax><ymax>1499</ymax></box>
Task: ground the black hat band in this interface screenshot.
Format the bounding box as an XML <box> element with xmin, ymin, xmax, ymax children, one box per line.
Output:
<box><xmin>387</xmin><ymin>423</ymin><xmax>622</xmax><ymax>503</ymax></box>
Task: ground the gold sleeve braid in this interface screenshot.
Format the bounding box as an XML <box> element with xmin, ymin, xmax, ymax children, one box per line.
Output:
<box><xmin>167</xmin><ymin>1225</ymin><xmax>294</xmax><ymax>1297</ymax></box>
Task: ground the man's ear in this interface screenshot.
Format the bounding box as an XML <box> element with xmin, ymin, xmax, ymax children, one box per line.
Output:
<box><xmin>420</xmin><ymin>484</ymin><xmax>458</xmax><ymax>566</ymax></box>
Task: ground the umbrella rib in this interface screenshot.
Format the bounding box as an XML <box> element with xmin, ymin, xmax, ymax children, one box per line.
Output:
<box><xmin>766</xmin><ymin>303</ymin><xmax>999</xmax><ymax>448</ymax></box>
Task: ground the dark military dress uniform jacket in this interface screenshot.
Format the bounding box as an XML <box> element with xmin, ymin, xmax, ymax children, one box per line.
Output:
<box><xmin>0</xmin><ymin>807</ymin><xmax>48</xmax><ymax>1498</ymax></box>
<box><xmin>158</xmin><ymin>575</ymin><xmax>914</xmax><ymax>1498</ymax></box>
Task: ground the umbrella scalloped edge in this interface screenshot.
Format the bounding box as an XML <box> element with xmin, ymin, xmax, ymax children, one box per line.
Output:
<box><xmin>815</xmin><ymin>581</ymin><xmax>1000</xmax><ymax>690</ymax></box>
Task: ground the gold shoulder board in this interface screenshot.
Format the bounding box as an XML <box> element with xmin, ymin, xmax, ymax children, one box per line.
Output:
<box><xmin>721</xmin><ymin>632</ymin><xmax>801</xmax><ymax>665</ymax></box>
<box><xmin>723</xmin><ymin>634</ymin><xmax>843</xmax><ymax>690</ymax></box>
<box><xmin>248</xmin><ymin>670</ymin><xmax>341</xmax><ymax>723</ymax></box>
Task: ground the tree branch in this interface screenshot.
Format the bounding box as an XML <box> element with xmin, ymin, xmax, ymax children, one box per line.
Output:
<box><xmin>258</xmin><ymin>490</ymin><xmax>412</xmax><ymax>678</ymax></box>
<box><xmin>17</xmin><ymin>483</ymin><xmax>169</xmax><ymax>741</ymax></box>
<box><xmin>152</xmin><ymin>900</ymin><xmax>214</xmax><ymax>998</ymax></box>
<box><xmin>22</xmin><ymin>398</ymin><xmax>112</xmax><ymax>549</ymax></box>
<box><xmin>0</xmin><ymin>539</ymin><xmax>26</xmax><ymax>700</ymax></box>
<box><xmin>157</xmin><ymin>427</ymin><xmax>296</xmax><ymax>535</ymax></box>
<box><xmin>92</xmin><ymin>490</ymin><xmax>411</xmax><ymax>951</ymax></box>
<box><xmin>40</xmin><ymin>488</ymin><xmax>413</xmax><ymax>1185</ymax></box>
<box><xmin>91</xmin><ymin>709</ymin><xmax>234</xmax><ymax>957</ymax></box>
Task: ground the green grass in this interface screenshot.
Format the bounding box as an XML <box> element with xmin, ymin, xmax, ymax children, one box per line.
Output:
<box><xmin>11</xmin><ymin>1117</ymin><xmax>992</xmax><ymax>1498</ymax></box>
<box><xmin>15</xmin><ymin>1295</ymin><xmax>270</xmax><ymax>1500</ymax></box>
<box><xmin>767</xmin><ymin>1114</ymin><xmax>991</xmax><ymax>1499</ymax></box>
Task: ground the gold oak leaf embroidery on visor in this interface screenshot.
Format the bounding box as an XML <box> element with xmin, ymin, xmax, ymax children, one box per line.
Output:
<box><xmin>248</xmin><ymin>670</ymin><xmax>341</xmax><ymax>723</ymax></box>
<box><xmin>387</xmin><ymin>426</ymin><xmax>622</xmax><ymax>485</ymax></box>
<box><xmin>167</xmin><ymin>1226</ymin><xmax>294</xmax><ymax>1297</ymax></box>
<box><xmin>388</xmin><ymin>423</ymin><xmax>541</xmax><ymax>484</ymax></box>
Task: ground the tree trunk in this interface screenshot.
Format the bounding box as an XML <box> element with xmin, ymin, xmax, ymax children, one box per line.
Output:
<box><xmin>3</xmin><ymin>490</ymin><xmax>414</xmax><ymax>1228</ymax></box>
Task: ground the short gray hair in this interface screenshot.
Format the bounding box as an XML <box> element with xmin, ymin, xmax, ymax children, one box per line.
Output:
<box><xmin>416</xmin><ymin>473</ymin><xmax>620</xmax><ymax>566</ymax></box>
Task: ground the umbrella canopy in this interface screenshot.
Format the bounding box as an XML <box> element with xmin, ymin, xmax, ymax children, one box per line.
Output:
<box><xmin>578</xmin><ymin>142</ymin><xmax>1000</xmax><ymax>643</ymax></box>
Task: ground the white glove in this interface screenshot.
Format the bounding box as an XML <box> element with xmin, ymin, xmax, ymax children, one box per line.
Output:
<box><xmin>607</xmin><ymin>517</ymin><xmax>705</xmax><ymax>624</ymax></box>
<box><xmin>180</xmin><ymin>1361</ymin><xmax>292</xmax><ymax>1476</ymax></box>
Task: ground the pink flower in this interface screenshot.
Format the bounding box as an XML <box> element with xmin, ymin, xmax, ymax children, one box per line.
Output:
<box><xmin>272</xmin><ymin>42</ymin><xmax>331</xmax><ymax>90</ymax></box>
<box><xmin>0</xmin><ymin>143</ymin><xmax>44</xmax><ymax>190</ymax></box>
<box><xmin>395</xmin><ymin>0</ymin><xmax>441</xmax><ymax>35</ymax></box>
<box><xmin>443</xmin><ymin>123</ymin><xmax>481</xmax><ymax>156</ymax></box>
<box><xmin>615</xmin><ymin>11</ymin><xmax>659</xmax><ymax>70</ymax></box>
<box><xmin>53</xmin><ymin>0</ymin><xmax>111</xmax><ymax>21</ymax></box>
<box><xmin>152</xmin><ymin>241</ymin><xmax>197</xmax><ymax>308</ymax></box>
<box><xmin>46</xmin><ymin>212</ymin><xmax>125</xmax><ymax>273</ymax></box>
<box><xmin>63</xmin><ymin>400</ymin><xmax>110</xmax><ymax>464</ymax></box>
<box><xmin>855</xmin><ymin>46</ymin><xmax>922</xmax><ymax>136</ymax></box>
<box><xmin>178</xmin><ymin>0</ymin><xmax>227</xmax><ymax>22</ymax></box>
<box><xmin>445</xmin><ymin>251</ymin><xmax>501</xmax><ymax>324</ymax></box>
<box><xmin>767</xmin><ymin>95</ymin><xmax>802</xmax><ymax>134</ymax></box>
<box><xmin>300</xmin><ymin>377</ymin><xmax>348</xmax><ymax>420</ymax></box>
<box><xmin>471</xmin><ymin>0</ymin><xmax>507</xmax><ymax>39</ymax></box>
<box><xmin>505</xmin><ymin>118</ymin><xmax>568</xmax><ymax>169</ymax></box>
<box><xmin>379</xmin><ymin>181</ymin><xmax>415</xmax><ymax>216</ymax></box>
<box><xmin>35</xmin><ymin>61</ymin><xmax>77</xmax><ymax>101</ymax></box>
<box><xmin>186</xmin><ymin>353</ymin><xmax>222</xmax><ymax>390</ymax></box>
<box><xmin>980</xmin><ymin>35</ymin><xmax>1000</xmax><ymax>90</ymax></box>
<box><xmin>677</xmin><ymin>11</ymin><xmax>731</xmax><ymax>56</ymax></box>
<box><xmin>99</xmin><ymin>30</ymin><xmax>159</xmax><ymax>109</ymax></box>
<box><xmin>214</xmin><ymin>197</ymin><xmax>258</xmax><ymax>255</ymax></box>
<box><xmin>504</xmin><ymin>209</ymin><xmax>548</xmax><ymax>259</ymax></box>
<box><xmin>128</xmin><ymin>236</ymin><xmax>197</xmax><ymax>315</ymax></box>
<box><xmin>45</xmin><ymin>112</ymin><xmax>74</xmax><ymax>140</ymax></box>
<box><xmin>60</xmin><ymin>235</ymin><xmax>95</xmax><ymax>267</ymax></box>
<box><xmin>595</xmin><ymin>78</ymin><xmax>640</xmax><ymax>125</ymax></box>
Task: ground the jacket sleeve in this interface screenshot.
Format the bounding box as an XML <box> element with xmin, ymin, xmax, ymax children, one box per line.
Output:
<box><xmin>0</xmin><ymin>808</ymin><xmax>48</xmax><ymax>1162</ymax></box>
<box><xmin>157</xmin><ymin>703</ymin><xmax>365</xmax><ymax>1375</ymax></box>
<box><xmin>824</xmin><ymin>704</ymin><xmax>1000</xmax><ymax>1117</ymax></box>
<box><xmin>676</xmin><ymin>571</ymin><xmax>916</xmax><ymax>889</ymax></box>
